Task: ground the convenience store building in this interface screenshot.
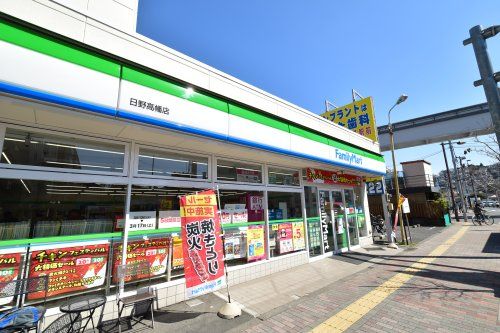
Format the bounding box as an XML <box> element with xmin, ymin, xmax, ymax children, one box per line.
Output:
<box><xmin>0</xmin><ymin>0</ymin><xmax>385</xmax><ymax>320</ymax></box>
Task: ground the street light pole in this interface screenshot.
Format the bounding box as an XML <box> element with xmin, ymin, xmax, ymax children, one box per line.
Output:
<box><xmin>441</xmin><ymin>143</ymin><xmax>459</xmax><ymax>221</ymax></box>
<box><xmin>388</xmin><ymin>94</ymin><xmax>408</xmax><ymax>245</ymax></box>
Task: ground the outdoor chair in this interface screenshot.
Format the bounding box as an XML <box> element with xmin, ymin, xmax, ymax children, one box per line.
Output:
<box><xmin>41</xmin><ymin>313</ymin><xmax>81</xmax><ymax>333</ymax></box>
<box><xmin>0</xmin><ymin>275</ymin><xmax>49</xmax><ymax>333</ymax></box>
<box><xmin>103</xmin><ymin>261</ymin><xmax>156</xmax><ymax>333</ymax></box>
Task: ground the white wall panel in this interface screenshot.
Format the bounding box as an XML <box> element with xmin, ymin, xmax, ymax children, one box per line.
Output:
<box><xmin>0</xmin><ymin>40</ymin><xmax>119</xmax><ymax>108</ymax></box>
<box><xmin>289</xmin><ymin>134</ymin><xmax>330</xmax><ymax>161</ymax></box>
<box><xmin>83</xmin><ymin>20</ymin><xmax>211</xmax><ymax>90</ymax></box>
<box><xmin>87</xmin><ymin>0</ymin><xmax>135</xmax><ymax>32</ymax></box>
<box><xmin>118</xmin><ymin>80</ymin><xmax>229</xmax><ymax>137</ymax></box>
<box><xmin>227</xmin><ymin>114</ymin><xmax>291</xmax><ymax>151</ymax></box>
<box><xmin>0</xmin><ymin>98</ymin><xmax>36</xmax><ymax>124</ymax></box>
<box><xmin>0</xmin><ymin>0</ymin><xmax>86</xmax><ymax>42</ymax></box>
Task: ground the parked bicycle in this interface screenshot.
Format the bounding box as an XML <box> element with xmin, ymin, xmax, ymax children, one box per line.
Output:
<box><xmin>370</xmin><ymin>214</ymin><xmax>386</xmax><ymax>234</ymax></box>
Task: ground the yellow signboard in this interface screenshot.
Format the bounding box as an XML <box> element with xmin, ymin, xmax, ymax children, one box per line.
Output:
<box><xmin>320</xmin><ymin>97</ymin><xmax>378</xmax><ymax>142</ymax></box>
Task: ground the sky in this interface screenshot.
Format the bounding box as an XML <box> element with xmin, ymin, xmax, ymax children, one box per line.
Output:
<box><xmin>137</xmin><ymin>0</ymin><xmax>500</xmax><ymax>174</ymax></box>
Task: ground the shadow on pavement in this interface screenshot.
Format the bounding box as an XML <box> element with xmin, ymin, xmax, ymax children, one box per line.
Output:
<box><xmin>482</xmin><ymin>233</ymin><xmax>500</xmax><ymax>253</ymax></box>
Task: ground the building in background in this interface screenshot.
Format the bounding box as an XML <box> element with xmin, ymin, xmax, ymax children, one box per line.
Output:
<box><xmin>0</xmin><ymin>0</ymin><xmax>385</xmax><ymax>324</ymax></box>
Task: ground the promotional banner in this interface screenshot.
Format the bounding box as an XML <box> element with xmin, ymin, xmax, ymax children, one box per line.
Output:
<box><xmin>0</xmin><ymin>252</ymin><xmax>22</xmax><ymax>305</ymax></box>
<box><xmin>112</xmin><ymin>238</ymin><xmax>169</xmax><ymax>283</ymax></box>
<box><xmin>247</xmin><ymin>225</ymin><xmax>265</xmax><ymax>261</ymax></box>
<box><xmin>306</xmin><ymin>168</ymin><xmax>362</xmax><ymax>186</ymax></box>
<box><xmin>292</xmin><ymin>222</ymin><xmax>306</xmax><ymax>251</ymax></box>
<box><xmin>171</xmin><ymin>236</ymin><xmax>184</xmax><ymax>269</ymax></box>
<box><xmin>28</xmin><ymin>243</ymin><xmax>109</xmax><ymax>299</ymax></box>
<box><xmin>320</xmin><ymin>97</ymin><xmax>378</xmax><ymax>142</ymax></box>
<box><xmin>277</xmin><ymin>223</ymin><xmax>293</xmax><ymax>254</ymax></box>
<box><xmin>180</xmin><ymin>190</ymin><xmax>225</xmax><ymax>299</ymax></box>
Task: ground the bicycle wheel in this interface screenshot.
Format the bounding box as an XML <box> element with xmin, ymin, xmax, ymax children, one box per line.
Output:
<box><xmin>472</xmin><ymin>216</ymin><xmax>481</xmax><ymax>226</ymax></box>
<box><xmin>484</xmin><ymin>215</ymin><xmax>494</xmax><ymax>226</ymax></box>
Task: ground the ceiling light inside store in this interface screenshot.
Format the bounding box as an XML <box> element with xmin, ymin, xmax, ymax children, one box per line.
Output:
<box><xmin>45</xmin><ymin>161</ymin><xmax>112</xmax><ymax>169</ymax></box>
<box><xmin>45</xmin><ymin>142</ymin><xmax>124</xmax><ymax>155</ymax></box>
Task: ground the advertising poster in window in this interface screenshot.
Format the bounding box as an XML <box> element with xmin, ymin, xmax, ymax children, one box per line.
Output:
<box><xmin>247</xmin><ymin>225</ymin><xmax>265</xmax><ymax>262</ymax></box>
<box><xmin>277</xmin><ymin>223</ymin><xmax>293</xmax><ymax>254</ymax></box>
<box><xmin>172</xmin><ymin>236</ymin><xmax>184</xmax><ymax>269</ymax></box>
<box><xmin>180</xmin><ymin>190</ymin><xmax>225</xmax><ymax>299</ymax></box>
<box><xmin>28</xmin><ymin>243</ymin><xmax>109</xmax><ymax>300</ymax></box>
<box><xmin>236</xmin><ymin>168</ymin><xmax>260</xmax><ymax>183</ymax></box>
<box><xmin>0</xmin><ymin>252</ymin><xmax>22</xmax><ymax>305</ymax></box>
<box><xmin>224</xmin><ymin>236</ymin><xmax>242</xmax><ymax>260</ymax></box>
<box><xmin>292</xmin><ymin>222</ymin><xmax>305</xmax><ymax>251</ymax></box>
<box><xmin>159</xmin><ymin>210</ymin><xmax>181</xmax><ymax>229</ymax></box>
<box><xmin>115</xmin><ymin>211</ymin><xmax>156</xmax><ymax>231</ymax></box>
<box><xmin>112</xmin><ymin>238</ymin><xmax>169</xmax><ymax>283</ymax></box>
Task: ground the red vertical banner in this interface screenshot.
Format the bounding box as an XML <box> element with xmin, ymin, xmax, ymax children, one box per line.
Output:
<box><xmin>180</xmin><ymin>190</ymin><xmax>225</xmax><ymax>298</ymax></box>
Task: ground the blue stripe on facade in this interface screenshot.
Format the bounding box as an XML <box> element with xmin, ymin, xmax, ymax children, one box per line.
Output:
<box><xmin>0</xmin><ymin>81</ymin><xmax>116</xmax><ymax>117</ymax></box>
<box><xmin>0</xmin><ymin>82</ymin><xmax>385</xmax><ymax>176</ymax></box>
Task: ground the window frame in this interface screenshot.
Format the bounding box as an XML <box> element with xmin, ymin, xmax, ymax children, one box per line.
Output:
<box><xmin>0</xmin><ymin>124</ymin><xmax>130</xmax><ymax>177</ymax></box>
<box><xmin>215</xmin><ymin>157</ymin><xmax>264</xmax><ymax>185</ymax></box>
<box><xmin>133</xmin><ymin>144</ymin><xmax>211</xmax><ymax>182</ymax></box>
<box><xmin>265</xmin><ymin>164</ymin><xmax>301</xmax><ymax>188</ymax></box>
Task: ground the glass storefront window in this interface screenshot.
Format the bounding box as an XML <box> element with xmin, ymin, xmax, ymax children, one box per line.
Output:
<box><xmin>219</xmin><ymin>190</ymin><xmax>265</xmax><ymax>266</ymax></box>
<box><xmin>1</xmin><ymin>128</ymin><xmax>125</xmax><ymax>173</ymax></box>
<box><xmin>305</xmin><ymin>186</ymin><xmax>321</xmax><ymax>257</ymax></box>
<box><xmin>344</xmin><ymin>189</ymin><xmax>359</xmax><ymax>246</ymax></box>
<box><xmin>267</xmin><ymin>192</ymin><xmax>304</xmax><ymax>257</ymax></box>
<box><xmin>354</xmin><ymin>186</ymin><xmax>368</xmax><ymax>237</ymax></box>
<box><xmin>217</xmin><ymin>159</ymin><xmax>262</xmax><ymax>183</ymax></box>
<box><xmin>268</xmin><ymin>167</ymin><xmax>300</xmax><ymax>186</ymax></box>
<box><xmin>0</xmin><ymin>179</ymin><xmax>126</xmax><ymax>240</ymax></box>
<box><xmin>137</xmin><ymin>148</ymin><xmax>208</xmax><ymax>179</ymax></box>
<box><xmin>130</xmin><ymin>185</ymin><xmax>203</xmax><ymax>280</ymax></box>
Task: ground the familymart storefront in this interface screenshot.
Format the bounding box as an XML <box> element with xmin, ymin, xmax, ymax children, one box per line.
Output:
<box><xmin>0</xmin><ymin>15</ymin><xmax>385</xmax><ymax>319</ymax></box>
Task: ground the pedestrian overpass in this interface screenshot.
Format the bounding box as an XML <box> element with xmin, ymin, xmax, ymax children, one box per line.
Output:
<box><xmin>378</xmin><ymin>102</ymin><xmax>493</xmax><ymax>151</ymax></box>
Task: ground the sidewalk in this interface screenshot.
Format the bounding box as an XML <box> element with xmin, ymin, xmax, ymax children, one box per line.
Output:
<box><xmin>145</xmin><ymin>225</ymin><xmax>447</xmax><ymax>332</ymax></box>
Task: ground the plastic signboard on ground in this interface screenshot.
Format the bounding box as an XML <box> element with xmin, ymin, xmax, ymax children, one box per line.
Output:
<box><xmin>180</xmin><ymin>190</ymin><xmax>225</xmax><ymax>299</ymax></box>
<box><xmin>112</xmin><ymin>238</ymin><xmax>169</xmax><ymax>283</ymax></box>
<box><xmin>0</xmin><ymin>252</ymin><xmax>22</xmax><ymax>305</ymax></box>
<box><xmin>28</xmin><ymin>243</ymin><xmax>109</xmax><ymax>299</ymax></box>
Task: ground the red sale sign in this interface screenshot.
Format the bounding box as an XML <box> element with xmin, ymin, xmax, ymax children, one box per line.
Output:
<box><xmin>180</xmin><ymin>190</ymin><xmax>225</xmax><ymax>298</ymax></box>
<box><xmin>0</xmin><ymin>253</ymin><xmax>22</xmax><ymax>305</ymax></box>
<box><xmin>112</xmin><ymin>238</ymin><xmax>170</xmax><ymax>283</ymax></box>
<box><xmin>28</xmin><ymin>244</ymin><xmax>109</xmax><ymax>299</ymax></box>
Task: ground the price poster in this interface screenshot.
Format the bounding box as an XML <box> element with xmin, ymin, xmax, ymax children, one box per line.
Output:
<box><xmin>28</xmin><ymin>243</ymin><xmax>109</xmax><ymax>299</ymax></box>
<box><xmin>247</xmin><ymin>225</ymin><xmax>265</xmax><ymax>261</ymax></box>
<box><xmin>278</xmin><ymin>223</ymin><xmax>293</xmax><ymax>254</ymax></box>
<box><xmin>172</xmin><ymin>236</ymin><xmax>184</xmax><ymax>269</ymax></box>
<box><xmin>0</xmin><ymin>252</ymin><xmax>22</xmax><ymax>305</ymax></box>
<box><xmin>112</xmin><ymin>238</ymin><xmax>169</xmax><ymax>283</ymax></box>
<box><xmin>292</xmin><ymin>222</ymin><xmax>305</xmax><ymax>251</ymax></box>
<box><xmin>180</xmin><ymin>190</ymin><xmax>225</xmax><ymax>299</ymax></box>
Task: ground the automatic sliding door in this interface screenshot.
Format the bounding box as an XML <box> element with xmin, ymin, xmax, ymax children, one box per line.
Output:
<box><xmin>332</xmin><ymin>189</ymin><xmax>348</xmax><ymax>250</ymax></box>
<box><xmin>344</xmin><ymin>188</ymin><xmax>359</xmax><ymax>246</ymax></box>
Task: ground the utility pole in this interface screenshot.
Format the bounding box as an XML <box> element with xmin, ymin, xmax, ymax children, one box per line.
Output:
<box><xmin>465</xmin><ymin>160</ymin><xmax>478</xmax><ymax>203</ymax></box>
<box><xmin>448</xmin><ymin>141</ymin><xmax>468</xmax><ymax>221</ymax></box>
<box><xmin>463</xmin><ymin>25</ymin><xmax>500</xmax><ymax>146</ymax></box>
<box><xmin>441</xmin><ymin>143</ymin><xmax>459</xmax><ymax>221</ymax></box>
<box><xmin>457</xmin><ymin>156</ymin><xmax>469</xmax><ymax>208</ymax></box>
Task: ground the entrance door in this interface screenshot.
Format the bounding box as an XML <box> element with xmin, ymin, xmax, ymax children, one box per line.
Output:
<box><xmin>332</xmin><ymin>190</ymin><xmax>348</xmax><ymax>251</ymax></box>
<box><xmin>319</xmin><ymin>190</ymin><xmax>335</xmax><ymax>253</ymax></box>
<box><xmin>344</xmin><ymin>188</ymin><xmax>359</xmax><ymax>247</ymax></box>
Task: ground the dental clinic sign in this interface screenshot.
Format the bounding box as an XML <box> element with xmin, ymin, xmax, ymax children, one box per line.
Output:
<box><xmin>306</xmin><ymin>168</ymin><xmax>361</xmax><ymax>186</ymax></box>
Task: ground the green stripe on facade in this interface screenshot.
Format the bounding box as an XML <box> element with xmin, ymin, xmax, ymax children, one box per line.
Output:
<box><xmin>228</xmin><ymin>104</ymin><xmax>289</xmax><ymax>132</ymax></box>
<box><xmin>122</xmin><ymin>66</ymin><xmax>228</xmax><ymax>112</ymax></box>
<box><xmin>0</xmin><ymin>20</ymin><xmax>120</xmax><ymax>77</ymax></box>
<box><xmin>0</xmin><ymin>17</ymin><xmax>384</xmax><ymax>165</ymax></box>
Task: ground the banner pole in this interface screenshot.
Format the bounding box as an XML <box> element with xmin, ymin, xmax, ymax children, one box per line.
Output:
<box><xmin>216</xmin><ymin>185</ymin><xmax>232</xmax><ymax>303</ymax></box>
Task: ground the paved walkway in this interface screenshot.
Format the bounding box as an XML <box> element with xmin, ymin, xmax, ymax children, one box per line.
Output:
<box><xmin>147</xmin><ymin>223</ymin><xmax>498</xmax><ymax>332</ymax></box>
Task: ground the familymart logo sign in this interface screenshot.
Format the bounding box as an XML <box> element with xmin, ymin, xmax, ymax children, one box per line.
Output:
<box><xmin>335</xmin><ymin>149</ymin><xmax>363</xmax><ymax>166</ymax></box>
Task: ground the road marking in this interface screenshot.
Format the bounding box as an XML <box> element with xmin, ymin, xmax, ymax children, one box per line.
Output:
<box><xmin>310</xmin><ymin>226</ymin><xmax>469</xmax><ymax>333</ymax></box>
